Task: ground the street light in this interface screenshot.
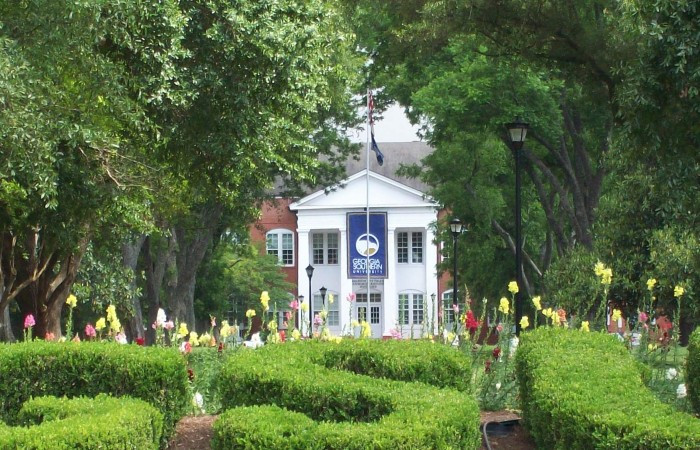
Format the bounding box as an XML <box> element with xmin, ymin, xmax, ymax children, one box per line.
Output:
<box><xmin>505</xmin><ymin>118</ymin><xmax>529</xmax><ymax>335</ymax></box>
<box><xmin>305</xmin><ymin>264</ymin><xmax>314</xmax><ymax>337</ymax></box>
<box><xmin>319</xmin><ymin>286</ymin><xmax>327</xmax><ymax>307</ymax></box>
<box><xmin>449</xmin><ymin>218</ymin><xmax>464</xmax><ymax>314</ymax></box>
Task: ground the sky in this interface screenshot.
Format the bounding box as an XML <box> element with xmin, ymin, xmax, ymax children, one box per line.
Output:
<box><xmin>346</xmin><ymin>103</ymin><xmax>424</xmax><ymax>143</ymax></box>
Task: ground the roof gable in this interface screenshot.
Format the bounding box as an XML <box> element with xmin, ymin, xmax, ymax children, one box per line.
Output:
<box><xmin>290</xmin><ymin>170</ymin><xmax>437</xmax><ymax>211</ymax></box>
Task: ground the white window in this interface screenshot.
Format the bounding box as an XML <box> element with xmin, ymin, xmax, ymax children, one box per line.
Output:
<box><xmin>397</xmin><ymin>293</ymin><xmax>426</xmax><ymax>325</ymax></box>
<box><xmin>266</xmin><ymin>229</ymin><xmax>294</xmax><ymax>266</ymax></box>
<box><xmin>313</xmin><ymin>292</ymin><xmax>339</xmax><ymax>326</ymax></box>
<box><xmin>397</xmin><ymin>231</ymin><xmax>424</xmax><ymax>264</ymax></box>
<box><xmin>442</xmin><ymin>290</ymin><xmax>455</xmax><ymax>324</ymax></box>
<box><xmin>311</xmin><ymin>232</ymin><xmax>339</xmax><ymax>265</ymax></box>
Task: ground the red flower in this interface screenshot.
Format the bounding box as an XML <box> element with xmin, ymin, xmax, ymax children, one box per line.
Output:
<box><xmin>484</xmin><ymin>360</ymin><xmax>492</xmax><ymax>373</ymax></box>
<box><xmin>492</xmin><ymin>347</ymin><xmax>501</xmax><ymax>359</ymax></box>
<box><xmin>135</xmin><ymin>337</ymin><xmax>145</xmax><ymax>346</ymax></box>
<box><xmin>218</xmin><ymin>342</ymin><xmax>224</xmax><ymax>353</ymax></box>
<box><xmin>279</xmin><ymin>330</ymin><xmax>286</xmax><ymax>342</ymax></box>
<box><xmin>187</xmin><ymin>368</ymin><xmax>194</xmax><ymax>381</ymax></box>
<box><xmin>465</xmin><ymin>310</ymin><xmax>480</xmax><ymax>332</ymax></box>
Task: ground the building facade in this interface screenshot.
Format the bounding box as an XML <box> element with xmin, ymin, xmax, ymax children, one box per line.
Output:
<box><xmin>253</xmin><ymin>142</ymin><xmax>457</xmax><ymax>338</ymax></box>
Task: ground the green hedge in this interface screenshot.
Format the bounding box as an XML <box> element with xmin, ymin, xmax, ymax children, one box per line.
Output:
<box><xmin>516</xmin><ymin>328</ymin><xmax>700</xmax><ymax>449</ymax></box>
<box><xmin>317</xmin><ymin>338</ymin><xmax>471</xmax><ymax>391</ymax></box>
<box><xmin>0</xmin><ymin>342</ymin><xmax>189</xmax><ymax>440</ymax></box>
<box><xmin>0</xmin><ymin>394</ymin><xmax>162</xmax><ymax>449</ymax></box>
<box><xmin>688</xmin><ymin>328</ymin><xmax>700</xmax><ymax>414</ymax></box>
<box><xmin>213</xmin><ymin>340</ymin><xmax>480</xmax><ymax>449</ymax></box>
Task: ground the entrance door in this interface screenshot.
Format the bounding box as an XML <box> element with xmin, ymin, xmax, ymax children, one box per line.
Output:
<box><xmin>356</xmin><ymin>293</ymin><xmax>382</xmax><ymax>338</ymax></box>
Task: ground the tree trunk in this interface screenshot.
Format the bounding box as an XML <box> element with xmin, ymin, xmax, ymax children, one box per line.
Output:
<box><xmin>0</xmin><ymin>302</ymin><xmax>15</xmax><ymax>342</ymax></box>
<box><xmin>142</xmin><ymin>233</ymin><xmax>177</xmax><ymax>345</ymax></box>
<box><xmin>122</xmin><ymin>235</ymin><xmax>146</xmax><ymax>341</ymax></box>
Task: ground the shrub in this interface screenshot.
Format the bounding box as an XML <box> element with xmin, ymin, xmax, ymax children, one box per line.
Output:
<box><xmin>0</xmin><ymin>342</ymin><xmax>189</xmax><ymax>440</ymax></box>
<box><xmin>516</xmin><ymin>328</ymin><xmax>700</xmax><ymax>449</ymax></box>
<box><xmin>213</xmin><ymin>341</ymin><xmax>480</xmax><ymax>449</ymax></box>
<box><xmin>688</xmin><ymin>328</ymin><xmax>700</xmax><ymax>414</ymax></box>
<box><xmin>0</xmin><ymin>394</ymin><xmax>162</xmax><ymax>448</ymax></box>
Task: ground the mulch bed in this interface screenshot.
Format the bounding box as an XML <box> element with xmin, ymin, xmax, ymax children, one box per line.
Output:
<box><xmin>168</xmin><ymin>411</ymin><xmax>536</xmax><ymax>449</ymax></box>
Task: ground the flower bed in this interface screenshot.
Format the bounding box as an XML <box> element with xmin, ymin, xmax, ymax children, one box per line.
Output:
<box><xmin>688</xmin><ymin>328</ymin><xmax>700</xmax><ymax>414</ymax></box>
<box><xmin>213</xmin><ymin>340</ymin><xmax>481</xmax><ymax>449</ymax></box>
<box><xmin>516</xmin><ymin>328</ymin><xmax>700</xmax><ymax>449</ymax></box>
<box><xmin>0</xmin><ymin>394</ymin><xmax>162</xmax><ymax>448</ymax></box>
<box><xmin>0</xmin><ymin>342</ymin><xmax>189</xmax><ymax>441</ymax></box>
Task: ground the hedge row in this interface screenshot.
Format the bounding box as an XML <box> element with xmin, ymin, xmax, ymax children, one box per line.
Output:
<box><xmin>316</xmin><ymin>338</ymin><xmax>471</xmax><ymax>391</ymax></box>
<box><xmin>213</xmin><ymin>340</ymin><xmax>480</xmax><ymax>449</ymax></box>
<box><xmin>688</xmin><ymin>328</ymin><xmax>700</xmax><ymax>414</ymax></box>
<box><xmin>516</xmin><ymin>328</ymin><xmax>700</xmax><ymax>449</ymax></box>
<box><xmin>0</xmin><ymin>342</ymin><xmax>189</xmax><ymax>441</ymax></box>
<box><xmin>0</xmin><ymin>394</ymin><xmax>162</xmax><ymax>449</ymax></box>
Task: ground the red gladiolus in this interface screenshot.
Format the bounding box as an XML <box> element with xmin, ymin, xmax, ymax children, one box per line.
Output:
<box><xmin>465</xmin><ymin>310</ymin><xmax>479</xmax><ymax>332</ymax></box>
<box><xmin>484</xmin><ymin>360</ymin><xmax>492</xmax><ymax>373</ymax></box>
<box><xmin>218</xmin><ymin>342</ymin><xmax>224</xmax><ymax>353</ymax></box>
<box><xmin>135</xmin><ymin>337</ymin><xmax>145</xmax><ymax>346</ymax></box>
<box><xmin>280</xmin><ymin>330</ymin><xmax>286</xmax><ymax>342</ymax></box>
<box><xmin>492</xmin><ymin>347</ymin><xmax>501</xmax><ymax>359</ymax></box>
<box><xmin>187</xmin><ymin>368</ymin><xmax>194</xmax><ymax>381</ymax></box>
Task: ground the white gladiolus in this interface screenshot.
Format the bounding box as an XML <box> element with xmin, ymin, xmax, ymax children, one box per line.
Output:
<box><xmin>156</xmin><ymin>308</ymin><xmax>167</xmax><ymax>327</ymax></box>
<box><xmin>666</xmin><ymin>368</ymin><xmax>678</xmax><ymax>380</ymax></box>
<box><xmin>677</xmin><ymin>384</ymin><xmax>687</xmax><ymax>399</ymax></box>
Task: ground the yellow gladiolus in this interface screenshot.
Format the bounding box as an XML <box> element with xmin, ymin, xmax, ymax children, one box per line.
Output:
<box><xmin>95</xmin><ymin>317</ymin><xmax>106</xmax><ymax>331</ymax></box>
<box><xmin>498</xmin><ymin>297</ymin><xmax>510</xmax><ymax>314</ymax></box>
<box><xmin>66</xmin><ymin>294</ymin><xmax>77</xmax><ymax>308</ymax></box>
<box><xmin>646</xmin><ymin>278</ymin><xmax>657</xmax><ymax>291</ymax></box>
<box><xmin>580</xmin><ymin>321</ymin><xmax>590</xmax><ymax>332</ymax></box>
<box><xmin>520</xmin><ymin>316</ymin><xmax>530</xmax><ymax>330</ymax></box>
<box><xmin>674</xmin><ymin>286</ymin><xmax>684</xmax><ymax>298</ymax></box>
<box><xmin>508</xmin><ymin>281</ymin><xmax>519</xmax><ymax>294</ymax></box>
<box><xmin>291</xmin><ymin>329</ymin><xmax>301</xmax><ymax>340</ymax></box>
<box><xmin>245</xmin><ymin>309</ymin><xmax>256</xmax><ymax>318</ymax></box>
<box><xmin>532</xmin><ymin>296</ymin><xmax>542</xmax><ymax>311</ymax></box>
<box><xmin>300</xmin><ymin>302</ymin><xmax>309</xmax><ymax>312</ymax></box>
<box><xmin>178</xmin><ymin>322</ymin><xmax>189</xmax><ymax>338</ymax></box>
<box><xmin>260</xmin><ymin>291</ymin><xmax>270</xmax><ymax>311</ymax></box>
<box><xmin>611</xmin><ymin>309</ymin><xmax>622</xmax><ymax>322</ymax></box>
<box><xmin>189</xmin><ymin>331</ymin><xmax>199</xmax><ymax>346</ymax></box>
<box><xmin>328</xmin><ymin>293</ymin><xmax>334</xmax><ymax>304</ymax></box>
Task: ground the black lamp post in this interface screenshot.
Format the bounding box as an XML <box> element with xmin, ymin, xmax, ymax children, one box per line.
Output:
<box><xmin>505</xmin><ymin>118</ymin><xmax>529</xmax><ymax>335</ymax></box>
<box><xmin>305</xmin><ymin>264</ymin><xmax>314</xmax><ymax>336</ymax></box>
<box><xmin>319</xmin><ymin>286</ymin><xmax>327</xmax><ymax>308</ymax></box>
<box><xmin>449</xmin><ymin>218</ymin><xmax>464</xmax><ymax>314</ymax></box>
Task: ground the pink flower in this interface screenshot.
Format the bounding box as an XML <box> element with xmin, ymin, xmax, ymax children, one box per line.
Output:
<box><xmin>115</xmin><ymin>332</ymin><xmax>127</xmax><ymax>344</ymax></box>
<box><xmin>389</xmin><ymin>328</ymin><xmax>402</xmax><ymax>339</ymax></box>
<box><xmin>164</xmin><ymin>320</ymin><xmax>175</xmax><ymax>331</ymax></box>
<box><xmin>313</xmin><ymin>314</ymin><xmax>323</xmax><ymax>326</ymax></box>
<box><xmin>84</xmin><ymin>324</ymin><xmax>96</xmax><ymax>338</ymax></box>
<box><xmin>452</xmin><ymin>304</ymin><xmax>459</xmax><ymax>314</ymax></box>
<box><xmin>346</xmin><ymin>292</ymin><xmax>356</xmax><ymax>303</ymax></box>
<box><xmin>210</xmin><ymin>316</ymin><xmax>216</xmax><ymax>328</ymax></box>
<box><xmin>44</xmin><ymin>332</ymin><xmax>55</xmax><ymax>341</ymax></box>
<box><xmin>638</xmin><ymin>312</ymin><xmax>648</xmax><ymax>323</ymax></box>
<box><xmin>284</xmin><ymin>311</ymin><xmax>291</xmax><ymax>321</ymax></box>
<box><xmin>179</xmin><ymin>341</ymin><xmax>192</xmax><ymax>354</ymax></box>
<box><xmin>289</xmin><ymin>300</ymin><xmax>299</xmax><ymax>310</ymax></box>
<box><xmin>496</xmin><ymin>323</ymin><xmax>504</xmax><ymax>333</ymax></box>
<box><xmin>23</xmin><ymin>314</ymin><xmax>35</xmax><ymax>329</ymax></box>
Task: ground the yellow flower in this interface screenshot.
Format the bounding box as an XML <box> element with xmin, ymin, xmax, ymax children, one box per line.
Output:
<box><xmin>360</xmin><ymin>321</ymin><xmax>371</xmax><ymax>339</ymax></box>
<box><xmin>291</xmin><ymin>328</ymin><xmax>301</xmax><ymax>340</ymax></box>
<box><xmin>508</xmin><ymin>281</ymin><xmax>519</xmax><ymax>294</ymax></box>
<box><xmin>220</xmin><ymin>321</ymin><xmax>231</xmax><ymax>339</ymax></box>
<box><xmin>268</xmin><ymin>320</ymin><xmax>277</xmax><ymax>331</ymax></box>
<box><xmin>300</xmin><ymin>302</ymin><xmax>309</xmax><ymax>312</ymax></box>
<box><xmin>320</xmin><ymin>327</ymin><xmax>331</xmax><ymax>341</ymax></box>
<box><xmin>520</xmin><ymin>316</ymin><xmax>530</xmax><ymax>330</ymax></box>
<box><xmin>189</xmin><ymin>331</ymin><xmax>199</xmax><ymax>346</ymax></box>
<box><xmin>198</xmin><ymin>332</ymin><xmax>213</xmax><ymax>347</ymax></box>
<box><xmin>66</xmin><ymin>294</ymin><xmax>77</xmax><ymax>308</ymax></box>
<box><xmin>245</xmin><ymin>309</ymin><xmax>256</xmax><ymax>318</ymax></box>
<box><xmin>178</xmin><ymin>322</ymin><xmax>189</xmax><ymax>338</ymax></box>
<box><xmin>110</xmin><ymin>318</ymin><xmax>121</xmax><ymax>333</ymax></box>
<box><xmin>646</xmin><ymin>278</ymin><xmax>657</xmax><ymax>291</ymax></box>
<box><xmin>95</xmin><ymin>317</ymin><xmax>106</xmax><ymax>331</ymax></box>
<box><xmin>260</xmin><ymin>291</ymin><xmax>270</xmax><ymax>311</ymax></box>
<box><xmin>542</xmin><ymin>307</ymin><xmax>552</xmax><ymax>318</ymax></box>
<box><xmin>580</xmin><ymin>321</ymin><xmax>590</xmax><ymax>332</ymax></box>
<box><xmin>601</xmin><ymin>268</ymin><xmax>613</xmax><ymax>285</ymax></box>
<box><xmin>328</xmin><ymin>293</ymin><xmax>334</xmax><ymax>304</ymax></box>
<box><xmin>648</xmin><ymin>343</ymin><xmax>657</xmax><ymax>351</ymax></box>
<box><xmin>498</xmin><ymin>297</ymin><xmax>510</xmax><ymax>314</ymax></box>
<box><xmin>551</xmin><ymin>311</ymin><xmax>561</xmax><ymax>326</ymax></box>
<box><xmin>594</xmin><ymin>261</ymin><xmax>605</xmax><ymax>277</ymax></box>
<box><xmin>674</xmin><ymin>286</ymin><xmax>684</xmax><ymax>298</ymax></box>
<box><xmin>447</xmin><ymin>332</ymin><xmax>456</xmax><ymax>343</ymax></box>
<box><xmin>611</xmin><ymin>309</ymin><xmax>622</xmax><ymax>322</ymax></box>
<box><xmin>330</xmin><ymin>336</ymin><xmax>342</xmax><ymax>344</ymax></box>
<box><xmin>532</xmin><ymin>296</ymin><xmax>542</xmax><ymax>311</ymax></box>
<box><xmin>320</xmin><ymin>310</ymin><xmax>328</xmax><ymax>320</ymax></box>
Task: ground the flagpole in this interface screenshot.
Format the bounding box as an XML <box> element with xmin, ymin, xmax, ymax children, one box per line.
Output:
<box><xmin>366</xmin><ymin>89</ymin><xmax>371</xmax><ymax>337</ymax></box>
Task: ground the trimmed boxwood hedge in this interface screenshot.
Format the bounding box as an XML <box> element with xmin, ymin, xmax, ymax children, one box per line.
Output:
<box><xmin>688</xmin><ymin>328</ymin><xmax>700</xmax><ymax>414</ymax></box>
<box><xmin>0</xmin><ymin>342</ymin><xmax>189</xmax><ymax>440</ymax></box>
<box><xmin>213</xmin><ymin>340</ymin><xmax>480</xmax><ymax>449</ymax></box>
<box><xmin>516</xmin><ymin>328</ymin><xmax>700</xmax><ymax>449</ymax></box>
<box><xmin>0</xmin><ymin>394</ymin><xmax>162</xmax><ymax>448</ymax></box>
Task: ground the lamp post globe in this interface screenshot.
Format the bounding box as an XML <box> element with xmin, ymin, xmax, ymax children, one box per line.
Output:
<box><xmin>505</xmin><ymin>118</ymin><xmax>529</xmax><ymax>335</ymax></box>
<box><xmin>320</xmin><ymin>286</ymin><xmax>327</xmax><ymax>307</ymax></box>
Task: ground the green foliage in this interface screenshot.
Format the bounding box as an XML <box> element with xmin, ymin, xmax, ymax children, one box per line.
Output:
<box><xmin>542</xmin><ymin>245</ymin><xmax>602</xmax><ymax>318</ymax></box>
<box><xmin>0</xmin><ymin>394</ymin><xmax>162</xmax><ymax>449</ymax></box>
<box><xmin>516</xmin><ymin>328</ymin><xmax>700</xmax><ymax>449</ymax></box>
<box><xmin>214</xmin><ymin>340</ymin><xmax>481</xmax><ymax>449</ymax></box>
<box><xmin>0</xmin><ymin>342</ymin><xmax>188</xmax><ymax>441</ymax></box>
<box><xmin>688</xmin><ymin>329</ymin><xmax>700</xmax><ymax>414</ymax></box>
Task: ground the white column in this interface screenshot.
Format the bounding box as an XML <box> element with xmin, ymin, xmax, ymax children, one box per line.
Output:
<box><xmin>425</xmin><ymin>223</ymin><xmax>439</xmax><ymax>335</ymax></box>
<box><xmin>383</xmin><ymin>228</ymin><xmax>397</xmax><ymax>337</ymax></box>
<box><xmin>297</xmin><ymin>229</ymin><xmax>311</xmax><ymax>336</ymax></box>
<box><xmin>339</xmin><ymin>228</ymin><xmax>353</xmax><ymax>334</ymax></box>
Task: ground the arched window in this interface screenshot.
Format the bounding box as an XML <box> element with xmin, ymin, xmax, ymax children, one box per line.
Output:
<box><xmin>398</xmin><ymin>291</ymin><xmax>426</xmax><ymax>325</ymax></box>
<box><xmin>266</xmin><ymin>229</ymin><xmax>294</xmax><ymax>266</ymax></box>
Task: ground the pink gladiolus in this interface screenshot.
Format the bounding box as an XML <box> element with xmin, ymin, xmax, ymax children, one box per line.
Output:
<box><xmin>164</xmin><ymin>320</ymin><xmax>175</xmax><ymax>331</ymax></box>
<box><xmin>346</xmin><ymin>292</ymin><xmax>356</xmax><ymax>302</ymax></box>
<box><xmin>23</xmin><ymin>314</ymin><xmax>35</xmax><ymax>329</ymax></box>
<box><xmin>179</xmin><ymin>341</ymin><xmax>192</xmax><ymax>354</ymax></box>
<box><xmin>284</xmin><ymin>311</ymin><xmax>291</xmax><ymax>320</ymax></box>
<box><xmin>639</xmin><ymin>312</ymin><xmax>648</xmax><ymax>323</ymax></box>
<box><xmin>85</xmin><ymin>324</ymin><xmax>96</xmax><ymax>338</ymax></box>
<box><xmin>211</xmin><ymin>316</ymin><xmax>216</xmax><ymax>328</ymax></box>
<box><xmin>496</xmin><ymin>323</ymin><xmax>504</xmax><ymax>333</ymax></box>
<box><xmin>45</xmin><ymin>332</ymin><xmax>55</xmax><ymax>341</ymax></box>
<box><xmin>289</xmin><ymin>300</ymin><xmax>299</xmax><ymax>310</ymax></box>
<box><xmin>313</xmin><ymin>314</ymin><xmax>323</xmax><ymax>326</ymax></box>
<box><xmin>452</xmin><ymin>304</ymin><xmax>459</xmax><ymax>314</ymax></box>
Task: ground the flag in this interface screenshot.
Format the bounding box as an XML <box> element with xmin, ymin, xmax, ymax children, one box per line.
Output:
<box><xmin>368</xmin><ymin>92</ymin><xmax>384</xmax><ymax>166</ymax></box>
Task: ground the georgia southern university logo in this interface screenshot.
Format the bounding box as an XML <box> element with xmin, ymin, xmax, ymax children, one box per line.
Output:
<box><xmin>347</xmin><ymin>213</ymin><xmax>387</xmax><ymax>278</ymax></box>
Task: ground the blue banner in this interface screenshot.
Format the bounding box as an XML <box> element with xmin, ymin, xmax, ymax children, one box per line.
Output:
<box><xmin>347</xmin><ymin>213</ymin><xmax>387</xmax><ymax>278</ymax></box>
